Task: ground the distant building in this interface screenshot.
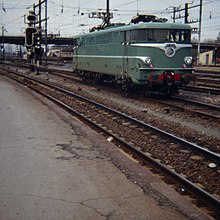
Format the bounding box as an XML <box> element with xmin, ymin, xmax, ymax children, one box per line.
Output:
<box><xmin>47</xmin><ymin>45</ymin><xmax>72</xmax><ymax>58</ymax></box>
<box><xmin>199</xmin><ymin>50</ymin><xmax>214</xmax><ymax>65</ymax></box>
<box><xmin>199</xmin><ymin>48</ymin><xmax>220</xmax><ymax>65</ymax></box>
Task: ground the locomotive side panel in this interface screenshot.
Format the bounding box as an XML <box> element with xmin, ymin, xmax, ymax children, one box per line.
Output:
<box><xmin>73</xmin><ymin>31</ymin><xmax>126</xmax><ymax>78</ymax></box>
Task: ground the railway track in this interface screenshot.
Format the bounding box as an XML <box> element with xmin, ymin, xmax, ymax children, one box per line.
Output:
<box><xmin>150</xmin><ymin>94</ymin><xmax>220</xmax><ymax>120</ymax></box>
<box><xmin>195</xmin><ymin>68</ymin><xmax>220</xmax><ymax>76</ymax></box>
<box><xmin>2</xmin><ymin>59</ymin><xmax>220</xmax><ymax>125</ymax></box>
<box><xmin>43</xmin><ymin>67</ymin><xmax>220</xmax><ymax>120</ymax></box>
<box><xmin>181</xmin><ymin>85</ymin><xmax>220</xmax><ymax>95</ymax></box>
<box><xmin>180</xmin><ymin>68</ymin><xmax>220</xmax><ymax>94</ymax></box>
<box><xmin>0</xmin><ymin>66</ymin><xmax>220</xmax><ymax>217</ymax></box>
<box><xmin>195</xmin><ymin>80</ymin><xmax>220</xmax><ymax>90</ymax></box>
<box><xmin>189</xmin><ymin>69</ymin><xmax>220</xmax><ymax>91</ymax></box>
<box><xmin>2</xmin><ymin>60</ymin><xmax>220</xmax><ymax>122</ymax></box>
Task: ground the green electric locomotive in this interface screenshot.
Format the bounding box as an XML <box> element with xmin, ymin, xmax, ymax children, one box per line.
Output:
<box><xmin>73</xmin><ymin>15</ymin><xmax>193</xmax><ymax>94</ymax></box>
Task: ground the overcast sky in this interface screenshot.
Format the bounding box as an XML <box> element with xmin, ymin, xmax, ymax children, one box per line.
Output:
<box><xmin>1</xmin><ymin>0</ymin><xmax>220</xmax><ymax>41</ymax></box>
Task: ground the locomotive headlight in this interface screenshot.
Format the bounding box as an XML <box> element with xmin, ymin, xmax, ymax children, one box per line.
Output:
<box><xmin>184</xmin><ymin>56</ymin><xmax>193</xmax><ymax>65</ymax></box>
<box><xmin>145</xmin><ymin>57</ymin><xmax>152</xmax><ymax>65</ymax></box>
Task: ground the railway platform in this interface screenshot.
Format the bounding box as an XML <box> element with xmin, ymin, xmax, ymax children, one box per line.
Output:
<box><xmin>0</xmin><ymin>75</ymin><xmax>211</xmax><ymax>220</ymax></box>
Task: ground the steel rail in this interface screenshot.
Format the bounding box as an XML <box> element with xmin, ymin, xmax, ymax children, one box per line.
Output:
<box><xmin>195</xmin><ymin>70</ymin><xmax>220</xmax><ymax>76</ymax></box>
<box><xmin>170</xmin><ymin>96</ymin><xmax>220</xmax><ymax>111</ymax></box>
<box><xmin>149</xmin><ymin>95</ymin><xmax>220</xmax><ymax>120</ymax></box>
<box><xmin>181</xmin><ymin>86</ymin><xmax>220</xmax><ymax>95</ymax></box>
<box><xmin>150</xmin><ymin>92</ymin><xmax>220</xmax><ymax>119</ymax></box>
<box><xmin>197</xmin><ymin>78</ymin><xmax>220</xmax><ymax>83</ymax></box>
<box><xmin>1</xmin><ymin>68</ymin><xmax>220</xmax><ymax>214</ymax></box>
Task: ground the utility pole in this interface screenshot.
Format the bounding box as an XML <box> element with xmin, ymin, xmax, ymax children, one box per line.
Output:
<box><xmin>106</xmin><ymin>0</ymin><xmax>110</xmax><ymax>26</ymax></box>
<box><xmin>33</xmin><ymin>0</ymin><xmax>48</xmax><ymax>68</ymax></box>
<box><xmin>36</xmin><ymin>0</ymin><xmax>42</xmax><ymax>67</ymax></box>
<box><xmin>197</xmin><ymin>0</ymin><xmax>203</xmax><ymax>65</ymax></box>
<box><xmin>45</xmin><ymin>0</ymin><xmax>48</xmax><ymax>65</ymax></box>
<box><xmin>173</xmin><ymin>7</ymin><xmax>176</xmax><ymax>23</ymax></box>
<box><xmin>1</xmin><ymin>26</ymin><xmax>5</xmax><ymax>60</ymax></box>
<box><xmin>185</xmin><ymin>3</ymin><xmax>189</xmax><ymax>24</ymax></box>
<box><xmin>136</xmin><ymin>0</ymin><xmax>139</xmax><ymax>15</ymax></box>
<box><xmin>172</xmin><ymin>3</ymin><xmax>200</xmax><ymax>24</ymax></box>
<box><xmin>171</xmin><ymin>1</ymin><xmax>203</xmax><ymax>65</ymax></box>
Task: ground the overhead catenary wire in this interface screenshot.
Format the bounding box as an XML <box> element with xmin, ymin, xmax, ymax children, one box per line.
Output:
<box><xmin>1</xmin><ymin>0</ymin><xmax>220</xmax><ymax>39</ymax></box>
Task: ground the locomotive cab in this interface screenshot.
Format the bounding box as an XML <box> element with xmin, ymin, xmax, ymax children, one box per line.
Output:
<box><xmin>123</xmin><ymin>24</ymin><xmax>193</xmax><ymax>93</ymax></box>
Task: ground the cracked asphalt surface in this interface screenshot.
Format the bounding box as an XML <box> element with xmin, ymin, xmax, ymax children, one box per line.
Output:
<box><xmin>0</xmin><ymin>75</ymin><xmax>210</xmax><ymax>220</ymax></box>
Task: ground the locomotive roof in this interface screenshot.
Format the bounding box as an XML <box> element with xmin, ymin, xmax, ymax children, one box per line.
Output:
<box><xmin>74</xmin><ymin>22</ymin><xmax>192</xmax><ymax>38</ymax></box>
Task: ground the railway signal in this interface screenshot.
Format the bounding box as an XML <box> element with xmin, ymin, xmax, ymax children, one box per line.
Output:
<box><xmin>24</xmin><ymin>11</ymin><xmax>37</xmax><ymax>25</ymax></box>
<box><xmin>27</xmin><ymin>11</ymin><xmax>36</xmax><ymax>23</ymax></box>
<box><xmin>35</xmin><ymin>32</ymin><xmax>41</xmax><ymax>48</ymax></box>
<box><xmin>35</xmin><ymin>32</ymin><xmax>43</xmax><ymax>56</ymax></box>
<box><xmin>25</xmin><ymin>27</ymin><xmax>37</xmax><ymax>48</ymax></box>
<box><xmin>24</xmin><ymin>1</ymin><xmax>48</xmax><ymax>73</ymax></box>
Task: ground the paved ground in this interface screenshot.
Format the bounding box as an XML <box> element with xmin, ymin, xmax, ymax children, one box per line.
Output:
<box><xmin>0</xmin><ymin>75</ymin><xmax>211</xmax><ymax>220</ymax></box>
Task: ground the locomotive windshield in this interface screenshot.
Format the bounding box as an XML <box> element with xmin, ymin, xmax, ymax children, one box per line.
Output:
<box><xmin>126</xmin><ymin>29</ymin><xmax>191</xmax><ymax>43</ymax></box>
